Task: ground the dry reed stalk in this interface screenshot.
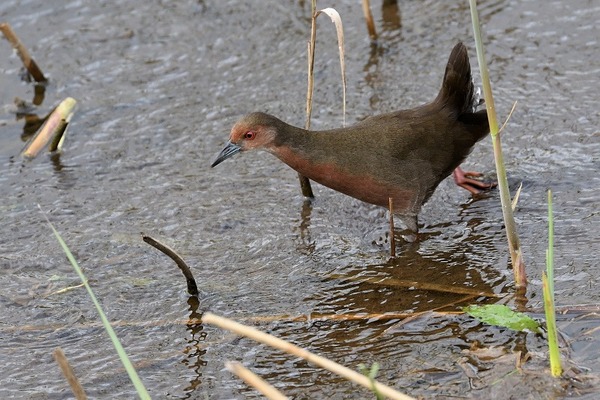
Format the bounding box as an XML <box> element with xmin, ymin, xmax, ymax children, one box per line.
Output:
<box><xmin>225</xmin><ymin>361</ymin><xmax>289</xmax><ymax>400</ymax></box>
<box><xmin>247</xmin><ymin>310</ymin><xmax>463</xmax><ymax>324</ymax></box>
<box><xmin>315</xmin><ymin>8</ymin><xmax>346</xmax><ymax>126</ymax></box>
<box><xmin>388</xmin><ymin>197</ymin><xmax>396</xmax><ymax>257</ymax></box>
<box><xmin>0</xmin><ymin>22</ymin><xmax>47</xmax><ymax>82</ymax></box>
<box><xmin>327</xmin><ymin>273</ymin><xmax>501</xmax><ymax>298</ymax></box>
<box><xmin>361</xmin><ymin>0</ymin><xmax>378</xmax><ymax>40</ymax></box>
<box><xmin>47</xmin><ymin>283</ymin><xmax>86</xmax><ymax>296</ymax></box>
<box><xmin>22</xmin><ymin>97</ymin><xmax>76</xmax><ymax>158</ymax></box>
<box><xmin>53</xmin><ymin>348</ymin><xmax>88</xmax><ymax>400</ymax></box>
<box><xmin>301</xmin><ymin>2</ymin><xmax>348</xmax><ymax>197</ymax></box>
<box><xmin>5</xmin><ymin>304</ymin><xmax>600</xmax><ymax>335</ymax></box>
<box><xmin>300</xmin><ymin>1</ymin><xmax>319</xmax><ymax>198</ymax></box>
<box><xmin>0</xmin><ymin>311</ymin><xmax>463</xmax><ymax>334</ymax></box>
<box><xmin>203</xmin><ymin>312</ymin><xmax>415</xmax><ymax>400</ymax></box>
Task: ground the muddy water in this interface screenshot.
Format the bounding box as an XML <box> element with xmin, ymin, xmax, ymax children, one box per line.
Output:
<box><xmin>1</xmin><ymin>0</ymin><xmax>598</xmax><ymax>398</ymax></box>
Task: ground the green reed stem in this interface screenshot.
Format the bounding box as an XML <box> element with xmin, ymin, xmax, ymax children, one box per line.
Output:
<box><xmin>468</xmin><ymin>0</ymin><xmax>526</xmax><ymax>289</ymax></box>
<box><xmin>544</xmin><ymin>190</ymin><xmax>561</xmax><ymax>376</ymax></box>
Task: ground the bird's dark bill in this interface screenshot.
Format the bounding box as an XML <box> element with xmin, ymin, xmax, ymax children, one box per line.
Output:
<box><xmin>211</xmin><ymin>141</ymin><xmax>242</xmax><ymax>167</ymax></box>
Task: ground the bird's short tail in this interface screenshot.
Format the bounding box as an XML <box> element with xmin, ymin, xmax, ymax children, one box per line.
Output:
<box><xmin>434</xmin><ymin>42</ymin><xmax>478</xmax><ymax>116</ymax></box>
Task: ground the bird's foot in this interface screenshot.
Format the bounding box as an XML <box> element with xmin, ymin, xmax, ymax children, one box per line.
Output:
<box><xmin>453</xmin><ymin>167</ymin><xmax>497</xmax><ymax>195</ymax></box>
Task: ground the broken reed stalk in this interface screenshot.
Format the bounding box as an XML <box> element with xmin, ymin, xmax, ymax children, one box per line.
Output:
<box><xmin>302</xmin><ymin>1</ymin><xmax>347</xmax><ymax>198</ymax></box>
<box><xmin>0</xmin><ymin>22</ymin><xmax>47</xmax><ymax>82</ymax></box>
<box><xmin>142</xmin><ymin>234</ymin><xmax>199</xmax><ymax>296</ymax></box>
<box><xmin>203</xmin><ymin>312</ymin><xmax>415</xmax><ymax>400</ymax></box>
<box><xmin>361</xmin><ymin>0</ymin><xmax>378</xmax><ymax>41</ymax></box>
<box><xmin>53</xmin><ymin>348</ymin><xmax>88</xmax><ymax>400</ymax></box>
<box><xmin>388</xmin><ymin>197</ymin><xmax>395</xmax><ymax>257</ymax></box>
<box><xmin>225</xmin><ymin>361</ymin><xmax>289</xmax><ymax>400</ymax></box>
<box><xmin>468</xmin><ymin>0</ymin><xmax>526</xmax><ymax>289</ymax></box>
<box><xmin>22</xmin><ymin>97</ymin><xmax>76</xmax><ymax>159</ymax></box>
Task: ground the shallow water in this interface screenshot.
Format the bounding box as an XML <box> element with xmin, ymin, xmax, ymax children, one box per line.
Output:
<box><xmin>1</xmin><ymin>0</ymin><xmax>599</xmax><ymax>398</ymax></box>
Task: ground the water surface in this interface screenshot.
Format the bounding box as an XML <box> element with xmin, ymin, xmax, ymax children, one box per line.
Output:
<box><xmin>1</xmin><ymin>0</ymin><xmax>598</xmax><ymax>398</ymax></box>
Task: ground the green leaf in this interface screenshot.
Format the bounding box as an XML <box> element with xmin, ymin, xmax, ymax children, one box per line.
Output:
<box><xmin>463</xmin><ymin>304</ymin><xmax>541</xmax><ymax>333</ymax></box>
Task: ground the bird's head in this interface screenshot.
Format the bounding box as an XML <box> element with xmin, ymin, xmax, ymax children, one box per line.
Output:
<box><xmin>211</xmin><ymin>112</ymin><xmax>280</xmax><ymax>167</ymax></box>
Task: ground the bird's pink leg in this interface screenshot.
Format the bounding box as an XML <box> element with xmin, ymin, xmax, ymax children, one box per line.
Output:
<box><xmin>453</xmin><ymin>166</ymin><xmax>496</xmax><ymax>195</ymax></box>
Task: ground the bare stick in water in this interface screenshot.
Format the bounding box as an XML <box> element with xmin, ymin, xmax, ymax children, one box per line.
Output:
<box><xmin>361</xmin><ymin>0</ymin><xmax>378</xmax><ymax>41</ymax></box>
<box><xmin>0</xmin><ymin>23</ymin><xmax>47</xmax><ymax>82</ymax></box>
<box><xmin>142</xmin><ymin>234</ymin><xmax>199</xmax><ymax>296</ymax></box>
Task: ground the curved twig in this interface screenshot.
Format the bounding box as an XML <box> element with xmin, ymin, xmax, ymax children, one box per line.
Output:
<box><xmin>142</xmin><ymin>234</ymin><xmax>199</xmax><ymax>296</ymax></box>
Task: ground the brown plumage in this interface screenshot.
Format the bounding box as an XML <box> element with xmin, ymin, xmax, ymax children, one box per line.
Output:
<box><xmin>212</xmin><ymin>42</ymin><xmax>492</xmax><ymax>231</ymax></box>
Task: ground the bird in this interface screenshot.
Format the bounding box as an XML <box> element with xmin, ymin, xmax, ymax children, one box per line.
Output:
<box><xmin>211</xmin><ymin>42</ymin><xmax>492</xmax><ymax>232</ymax></box>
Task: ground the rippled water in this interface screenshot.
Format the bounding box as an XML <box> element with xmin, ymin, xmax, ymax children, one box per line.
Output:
<box><xmin>1</xmin><ymin>0</ymin><xmax>598</xmax><ymax>398</ymax></box>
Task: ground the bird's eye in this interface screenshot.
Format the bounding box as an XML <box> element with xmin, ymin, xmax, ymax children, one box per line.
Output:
<box><xmin>244</xmin><ymin>131</ymin><xmax>256</xmax><ymax>140</ymax></box>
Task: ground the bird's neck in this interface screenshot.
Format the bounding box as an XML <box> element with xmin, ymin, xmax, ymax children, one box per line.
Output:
<box><xmin>268</xmin><ymin>123</ymin><xmax>322</xmax><ymax>173</ymax></box>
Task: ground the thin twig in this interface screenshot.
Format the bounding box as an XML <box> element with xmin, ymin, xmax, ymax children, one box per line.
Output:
<box><xmin>142</xmin><ymin>234</ymin><xmax>199</xmax><ymax>296</ymax></box>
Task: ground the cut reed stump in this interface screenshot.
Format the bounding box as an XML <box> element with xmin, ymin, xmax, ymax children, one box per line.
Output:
<box><xmin>0</xmin><ymin>22</ymin><xmax>47</xmax><ymax>82</ymax></box>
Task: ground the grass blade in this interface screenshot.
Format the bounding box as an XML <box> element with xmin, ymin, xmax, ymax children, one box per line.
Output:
<box><xmin>542</xmin><ymin>272</ymin><xmax>561</xmax><ymax>376</ymax></box>
<box><xmin>543</xmin><ymin>189</ymin><xmax>561</xmax><ymax>376</ymax></box>
<box><xmin>546</xmin><ymin>189</ymin><xmax>554</xmax><ymax>294</ymax></box>
<box><xmin>40</xmin><ymin>206</ymin><xmax>151</xmax><ymax>399</ymax></box>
